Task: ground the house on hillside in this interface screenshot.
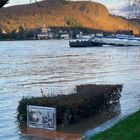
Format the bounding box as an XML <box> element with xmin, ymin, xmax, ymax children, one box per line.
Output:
<box><xmin>59</xmin><ymin>30</ymin><xmax>69</xmax><ymax>39</ymax></box>
<box><xmin>37</xmin><ymin>27</ymin><xmax>53</xmax><ymax>39</ymax></box>
<box><xmin>60</xmin><ymin>33</ymin><xmax>69</xmax><ymax>39</ymax></box>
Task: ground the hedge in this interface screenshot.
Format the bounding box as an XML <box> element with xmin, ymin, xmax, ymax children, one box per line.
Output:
<box><xmin>17</xmin><ymin>84</ymin><xmax>122</xmax><ymax>126</ymax></box>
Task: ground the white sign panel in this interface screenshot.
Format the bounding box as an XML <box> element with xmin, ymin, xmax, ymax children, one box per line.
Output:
<box><xmin>27</xmin><ymin>105</ymin><xmax>56</xmax><ymax>130</ymax></box>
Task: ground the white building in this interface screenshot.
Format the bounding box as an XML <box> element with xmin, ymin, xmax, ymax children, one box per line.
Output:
<box><xmin>37</xmin><ymin>27</ymin><xmax>53</xmax><ymax>40</ymax></box>
<box><xmin>60</xmin><ymin>34</ymin><xmax>69</xmax><ymax>39</ymax></box>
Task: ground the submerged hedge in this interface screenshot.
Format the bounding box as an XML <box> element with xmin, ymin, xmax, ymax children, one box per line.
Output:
<box><xmin>17</xmin><ymin>84</ymin><xmax>122</xmax><ymax>126</ymax></box>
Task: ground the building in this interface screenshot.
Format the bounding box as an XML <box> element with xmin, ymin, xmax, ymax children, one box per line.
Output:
<box><xmin>60</xmin><ymin>33</ymin><xmax>69</xmax><ymax>39</ymax></box>
<box><xmin>37</xmin><ymin>27</ymin><xmax>53</xmax><ymax>40</ymax></box>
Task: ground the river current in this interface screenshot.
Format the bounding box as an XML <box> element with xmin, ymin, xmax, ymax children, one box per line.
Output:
<box><xmin>0</xmin><ymin>40</ymin><xmax>140</xmax><ymax>140</ymax></box>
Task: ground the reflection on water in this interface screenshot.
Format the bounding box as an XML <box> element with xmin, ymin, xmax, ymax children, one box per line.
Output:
<box><xmin>0</xmin><ymin>40</ymin><xmax>140</xmax><ymax>139</ymax></box>
<box><xmin>21</xmin><ymin>128</ymin><xmax>83</xmax><ymax>140</ymax></box>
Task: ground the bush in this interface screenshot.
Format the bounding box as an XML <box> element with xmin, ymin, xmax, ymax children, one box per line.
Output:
<box><xmin>17</xmin><ymin>84</ymin><xmax>122</xmax><ymax>126</ymax></box>
<box><xmin>65</xmin><ymin>17</ymin><xmax>83</xmax><ymax>27</ymax></box>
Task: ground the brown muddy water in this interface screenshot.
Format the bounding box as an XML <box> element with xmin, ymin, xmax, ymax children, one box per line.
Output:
<box><xmin>0</xmin><ymin>40</ymin><xmax>140</xmax><ymax>140</ymax></box>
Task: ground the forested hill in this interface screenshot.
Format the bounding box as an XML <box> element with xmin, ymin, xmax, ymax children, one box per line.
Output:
<box><xmin>0</xmin><ymin>0</ymin><xmax>140</xmax><ymax>35</ymax></box>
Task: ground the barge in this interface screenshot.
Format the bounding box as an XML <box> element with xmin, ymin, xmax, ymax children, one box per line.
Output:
<box><xmin>69</xmin><ymin>34</ymin><xmax>140</xmax><ymax>47</ymax></box>
<box><xmin>69</xmin><ymin>39</ymin><xmax>103</xmax><ymax>47</ymax></box>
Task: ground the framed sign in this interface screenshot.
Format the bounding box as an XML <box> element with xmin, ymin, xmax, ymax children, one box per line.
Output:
<box><xmin>27</xmin><ymin>105</ymin><xmax>56</xmax><ymax>130</ymax></box>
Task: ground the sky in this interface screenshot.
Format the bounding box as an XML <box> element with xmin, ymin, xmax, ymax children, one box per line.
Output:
<box><xmin>6</xmin><ymin>0</ymin><xmax>124</xmax><ymax>7</ymax></box>
<box><xmin>6</xmin><ymin>0</ymin><xmax>42</xmax><ymax>7</ymax></box>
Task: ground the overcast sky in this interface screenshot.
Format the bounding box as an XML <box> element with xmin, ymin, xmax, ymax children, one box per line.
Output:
<box><xmin>6</xmin><ymin>0</ymin><xmax>124</xmax><ymax>7</ymax></box>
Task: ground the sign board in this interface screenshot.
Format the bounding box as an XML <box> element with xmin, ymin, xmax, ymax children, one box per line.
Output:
<box><xmin>27</xmin><ymin>105</ymin><xmax>56</xmax><ymax>130</ymax></box>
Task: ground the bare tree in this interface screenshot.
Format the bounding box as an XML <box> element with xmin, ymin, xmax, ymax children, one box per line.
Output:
<box><xmin>0</xmin><ymin>0</ymin><xmax>9</xmax><ymax>8</ymax></box>
<box><xmin>126</xmin><ymin>0</ymin><xmax>140</xmax><ymax>18</ymax></box>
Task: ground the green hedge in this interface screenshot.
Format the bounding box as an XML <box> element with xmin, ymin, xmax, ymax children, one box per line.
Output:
<box><xmin>17</xmin><ymin>84</ymin><xmax>122</xmax><ymax>126</ymax></box>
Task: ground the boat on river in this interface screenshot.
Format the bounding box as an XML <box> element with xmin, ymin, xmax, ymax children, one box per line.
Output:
<box><xmin>92</xmin><ymin>34</ymin><xmax>140</xmax><ymax>46</ymax></box>
<box><xmin>69</xmin><ymin>39</ymin><xmax>103</xmax><ymax>47</ymax></box>
<box><xmin>69</xmin><ymin>34</ymin><xmax>140</xmax><ymax>47</ymax></box>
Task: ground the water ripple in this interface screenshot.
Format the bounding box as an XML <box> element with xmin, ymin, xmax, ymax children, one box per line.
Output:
<box><xmin>0</xmin><ymin>40</ymin><xmax>140</xmax><ymax>139</ymax></box>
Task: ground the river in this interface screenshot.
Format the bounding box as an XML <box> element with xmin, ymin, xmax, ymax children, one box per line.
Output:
<box><xmin>0</xmin><ymin>40</ymin><xmax>140</xmax><ymax>140</ymax></box>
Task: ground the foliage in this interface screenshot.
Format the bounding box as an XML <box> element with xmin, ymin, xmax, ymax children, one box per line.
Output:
<box><xmin>65</xmin><ymin>17</ymin><xmax>83</xmax><ymax>27</ymax></box>
<box><xmin>17</xmin><ymin>84</ymin><xmax>122</xmax><ymax>126</ymax></box>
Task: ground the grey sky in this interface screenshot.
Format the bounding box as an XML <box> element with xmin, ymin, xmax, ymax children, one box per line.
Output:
<box><xmin>6</xmin><ymin>0</ymin><xmax>124</xmax><ymax>7</ymax></box>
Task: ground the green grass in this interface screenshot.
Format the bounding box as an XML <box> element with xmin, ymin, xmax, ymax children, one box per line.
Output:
<box><xmin>90</xmin><ymin>110</ymin><xmax>140</xmax><ymax>140</ymax></box>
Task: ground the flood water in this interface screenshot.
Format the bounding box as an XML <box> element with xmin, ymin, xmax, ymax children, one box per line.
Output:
<box><xmin>0</xmin><ymin>40</ymin><xmax>140</xmax><ymax>140</ymax></box>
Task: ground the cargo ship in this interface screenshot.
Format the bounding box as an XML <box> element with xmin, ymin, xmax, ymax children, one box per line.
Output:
<box><xmin>69</xmin><ymin>34</ymin><xmax>140</xmax><ymax>47</ymax></box>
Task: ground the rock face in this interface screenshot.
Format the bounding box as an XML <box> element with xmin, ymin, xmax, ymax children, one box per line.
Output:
<box><xmin>0</xmin><ymin>0</ymin><xmax>140</xmax><ymax>35</ymax></box>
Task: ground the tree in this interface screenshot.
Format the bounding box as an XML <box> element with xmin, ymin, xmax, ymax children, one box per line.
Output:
<box><xmin>126</xmin><ymin>0</ymin><xmax>140</xmax><ymax>18</ymax></box>
<box><xmin>0</xmin><ymin>0</ymin><xmax>9</xmax><ymax>8</ymax></box>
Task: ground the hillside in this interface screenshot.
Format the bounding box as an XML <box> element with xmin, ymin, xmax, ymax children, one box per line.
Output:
<box><xmin>0</xmin><ymin>0</ymin><xmax>140</xmax><ymax>35</ymax></box>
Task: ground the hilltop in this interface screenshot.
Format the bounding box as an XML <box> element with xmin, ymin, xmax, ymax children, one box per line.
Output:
<box><xmin>0</xmin><ymin>0</ymin><xmax>140</xmax><ymax>35</ymax></box>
